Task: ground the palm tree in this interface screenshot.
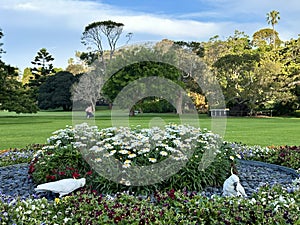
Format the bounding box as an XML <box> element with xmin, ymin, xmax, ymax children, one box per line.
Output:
<box><xmin>266</xmin><ymin>10</ymin><xmax>280</xmax><ymax>48</ymax></box>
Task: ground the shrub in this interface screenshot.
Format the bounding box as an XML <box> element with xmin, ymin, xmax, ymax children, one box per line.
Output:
<box><xmin>136</xmin><ymin>98</ymin><xmax>175</xmax><ymax>113</ymax></box>
<box><xmin>272</xmin><ymin>101</ymin><xmax>298</xmax><ymax>116</ymax></box>
<box><xmin>29</xmin><ymin>144</ymin><xmax>94</xmax><ymax>184</ymax></box>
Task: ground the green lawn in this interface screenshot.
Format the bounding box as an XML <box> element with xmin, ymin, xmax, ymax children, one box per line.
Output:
<box><xmin>0</xmin><ymin>110</ymin><xmax>299</xmax><ymax>149</ymax></box>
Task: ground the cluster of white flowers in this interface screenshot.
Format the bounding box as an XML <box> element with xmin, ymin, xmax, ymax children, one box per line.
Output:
<box><xmin>47</xmin><ymin>125</ymin><xmax>74</xmax><ymax>146</ymax></box>
<box><xmin>229</xmin><ymin>143</ymin><xmax>273</xmax><ymax>159</ymax></box>
<box><xmin>269</xmin><ymin>193</ymin><xmax>297</xmax><ymax>212</ymax></box>
<box><xmin>73</xmin><ymin>123</ymin><xmax>214</xmax><ymax>168</ymax></box>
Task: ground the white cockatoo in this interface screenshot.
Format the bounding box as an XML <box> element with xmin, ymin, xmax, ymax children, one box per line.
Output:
<box><xmin>222</xmin><ymin>168</ymin><xmax>247</xmax><ymax>197</ymax></box>
<box><xmin>35</xmin><ymin>178</ymin><xmax>86</xmax><ymax>197</ymax></box>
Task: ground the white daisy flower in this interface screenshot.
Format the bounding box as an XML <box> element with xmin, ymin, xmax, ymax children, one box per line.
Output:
<box><xmin>128</xmin><ymin>153</ymin><xmax>137</xmax><ymax>158</ymax></box>
<box><xmin>160</xmin><ymin>151</ymin><xmax>168</xmax><ymax>156</ymax></box>
<box><xmin>149</xmin><ymin>158</ymin><xmax>157</xmax><ymax>163</ymax></box>
<box><xmin>119</xmin><ymin>150</ymin><xmax>129</xmax><ymax>155</ymax></box>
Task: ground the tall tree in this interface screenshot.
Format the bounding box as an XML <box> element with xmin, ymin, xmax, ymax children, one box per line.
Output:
<box><xmin>81</xmin><ymin>20</ymin><xmax>131</xmax><ymax>65</ymax></box>
<box><xmin>213</xmin><ymin>53</ymin><xmax>261</xmax><ymax>114</ymax></box>
<box><xmin>71</xmin><ymin>66</ymin><xmax>104</xmax><ymax>112</ymax></box>
<box><xmin>206</xmin><ymin>31</ymin><xmax>279</xmax><ymax>114</ymax></box>
<box><xmin>0</xmin><ymin>64</ymin><xmax>38</xmax><ymax>113</ymax></box>
<box><xmin>277</xmin><ymin>36</ymin><xmax>300</xmax><ymax>112</ymax></box>
<box><xmin>38</xmin><ymin>71</ymin><xmax>79</xmax><ymax>111</ymax></box>
<box><xmin>28</xmin><ymin>48</ymin><xmax>55</xmax><ymax>101</ymax></box>
<box><xmin>30</xmin><ymin>48</ymin><xmax>55</xmax><ymax>78</ymax></box>
<box><xmin>102</xmin><ymin>43</ymin><xmax>186</xmax><ymax>114</ymax></box>
<box><xmin>174</xmin><ymin>41</ymin><xmax>204</xmax><ymax>57</ymax></box>
<box><xmin>266</xmin><ymin>10</ymin><xmax>280</xmax><ymax>48</ymax></box>
<box><xmin>280</xmin><ymin>36</ymin><xmax>300</xmax><ymax>85</ymax></box>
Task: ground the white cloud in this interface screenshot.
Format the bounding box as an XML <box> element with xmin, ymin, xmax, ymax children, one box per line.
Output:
<box><xmin>116</xmin><ymin>15</ymin><xmax>221</xmax><ymax>40</ymax></box>
<box><xmin>0</xmin><ymin>0</ymin><xmax>224</xmax><ymax>39</ymax></box>
<box><xmin>2</xmin><ymin>0</ymin><xmax>299</xmax><ymax>39</ymax></box>
<box><xmin>15</xmin><ymin>2</ymin><xmax>39</xmax><ymax>11</ymax></box>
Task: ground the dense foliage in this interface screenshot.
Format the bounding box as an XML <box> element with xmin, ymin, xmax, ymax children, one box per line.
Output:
<box><xmin>1</xmin><ymin>18</ymin><xmax>300</xmax><ymax>114</ymax></box>
<box><xmin>27</xmin><ymin>48</ymin><xmax>55</xmax><ymax>102</ymax></box>
<box><xmin>0</xmin><ymin>31</ymin><xmax>38</xmax><ymax>113</ymax></box>
<box><xmin>101</xmin><ymin>43</ymin><xmax>187</xmax><ymax>114</ymax></box>
<box><xmin>203</xmin><ymin>31</ymin><xmax>300</xmax><ymax>115</ymax></box>
<box><xmin>135</xmin><ymin>98</ymin><xmax>176</xmax><ymax>113</ymax></box>
<box><xmin>38</xmin><ymin>71</ymin><xmax>80</xmax><ymax>111</ymax></box>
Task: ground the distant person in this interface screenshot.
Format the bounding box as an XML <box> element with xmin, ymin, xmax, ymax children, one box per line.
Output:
<box><xmin>85</xmin><ymin>105</ymin><xmax>94</xmax><ymax>118</ymax></box>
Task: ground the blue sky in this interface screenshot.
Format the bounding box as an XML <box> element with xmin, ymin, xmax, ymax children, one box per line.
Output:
<box><xmin>0</xmin><ymin>0</ymin><xmax>299</xmax><ymax>72</ymax></box>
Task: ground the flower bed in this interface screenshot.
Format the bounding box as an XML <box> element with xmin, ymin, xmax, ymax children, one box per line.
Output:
<box><xmin>0</xmin><ymin>145</ymin><xmax>42</xmax><ymax>167</ymax></box>
<box><xmin>1</xmin><ymin>183</ymin><xmax>299</xmax><ymax>224</ymax></box>
<box><xmin>231</xmin><ymin>143</ymin><xmax>300</xmax><ymax>170</ymax></box>
<box><xmin>29</xmin><ymin>124</ymin><xmax>235</xmax><ymax>195</ymax></box>
<box><xmin>1</xmin><ymin>125</ymin><xmax>300</xmax><ymax>224</ymax></box>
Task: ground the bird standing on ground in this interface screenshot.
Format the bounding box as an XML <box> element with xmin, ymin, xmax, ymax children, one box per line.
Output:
<box><xmin>222</xmin><ymin>168</ymin><xmax>247</xmax><ymax>197</ymax></box>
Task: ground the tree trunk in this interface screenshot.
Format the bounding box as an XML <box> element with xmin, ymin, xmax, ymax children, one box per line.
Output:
<box><xmin>273</xmin><ymin>25</ymin><xmax>276</xmax><ymax>49</ymax></box>
<box><xmin>176</xmin><ymin>91</ymin><xmax>183</xmax><ymax>115</ymax></box>
<box><xmin>129</xmin><ymin>109</ymin><xmax>135</xmax><ymax>116</ymax></box>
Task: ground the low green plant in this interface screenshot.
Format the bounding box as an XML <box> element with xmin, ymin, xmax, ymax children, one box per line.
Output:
<box><xmin>1</xmin><ymin>184</ymin><xmax>299</xmax><ymax>224</ymax></box>
<box><xmin>266</xmin><ymin>145</ymin><xmax>300</xmax><ymax>169</ymax></box>
<box><xmin>0</xmin><ymin>144</ymin><xmax>42</xmax><ymax>167</ymax></box>
<box><xmin>29</xmin><ymin>144</ymin><xmax>94</xmax><ymax>184</ymax></box>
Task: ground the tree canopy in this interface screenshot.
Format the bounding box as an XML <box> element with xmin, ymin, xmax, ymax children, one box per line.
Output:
<box><xmin>252</xmin><ymin>28</ymin><xmax>281</xmax><ymax>48</ymax></box>
<box><xmin>81</xmin><ymin>20</ymin><xmax>127</xmax><ymax>65</ymax></box>
<box><xmin>28</xmin><ymin>48</ymin><xmax>55</xmax><ymax>101</ymax></box>
<box><xmin>201</xmin><ymin>27</ymin><xmax>299</xmax><ymax>115</ymax></box>
<box><xmin>1</xmin><ymin>12</ymin><xmax>299</xmax><ymax>115</ymax></box>
<box><xmin>38</xmin><ymin>71</ymin><xmax>80</xmax><ymax>111</ymax></box>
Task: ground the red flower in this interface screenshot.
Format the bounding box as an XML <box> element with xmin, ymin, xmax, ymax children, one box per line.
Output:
<box><xmin>66</xmin><ymin>166</ymin><xmax>75</xmax><ymax>171</ymax></box>
<box><xmin>114</xmin><ymin>216</ymin><xmax>122</xmax><ymax>223</ymax></box>
<box><xmin>279</xmin><ymin>152</ymin><xmax>286</xmax><ymax>158</ymax></box>
<box><xmin>46</xmin><ymin>175</ymin><xmax>56</xmax><ymax>181</ymax></box>
<box><xmin>168</xmin><ymin>189</ymin><xmax>175</xmax><ymax>199</ymax></box>
<box><xmin>86</xmin><ymin>171</ymin><xmax>93</xmax><ymax>176</ymax></box>
<box><xmin>28</xmin><ymin>164</ymin><xmax>35</xmax><ymax>173</ymax></box>
<box><xmin>58</xmin><ymin>171</ymin><xmax>66</xmax><ymax>176</ymax></box>
<box><xmin>72</xmin><ymin>172</ymin><xmax>80</xmax><ymax>179</ymax></box>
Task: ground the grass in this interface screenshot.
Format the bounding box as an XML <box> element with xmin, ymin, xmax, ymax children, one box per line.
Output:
<box><xmin>0</xmin><ymin>110</ymin><xmax>300</xmax><ymax>149</ymax></box>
